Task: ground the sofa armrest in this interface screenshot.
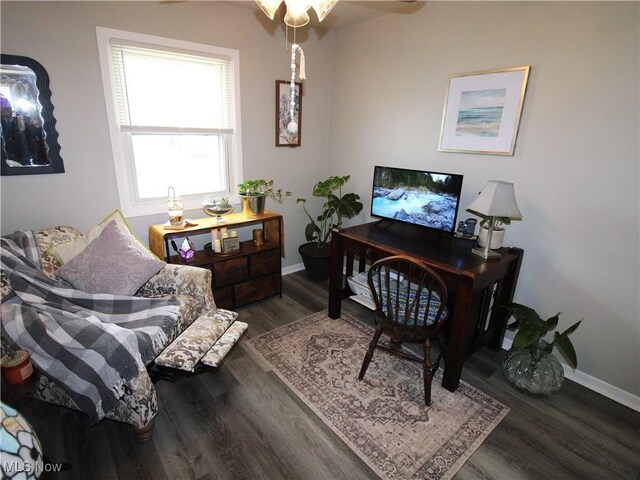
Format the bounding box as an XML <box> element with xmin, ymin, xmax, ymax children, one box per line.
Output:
<box><xmin>137</xmin><ymin>264</ymin><xmax>216</xmax><ymax>309</ymax></box>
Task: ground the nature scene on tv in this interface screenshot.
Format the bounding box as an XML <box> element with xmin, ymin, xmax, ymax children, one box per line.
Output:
<box><xmin>372</xmin><ymin>167</ymin><xmax>462</xmax><ymax>232</ymax></box>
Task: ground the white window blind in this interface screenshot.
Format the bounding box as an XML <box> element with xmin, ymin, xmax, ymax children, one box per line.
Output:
<box><xmin>96</xmin><ymin>27</ymin><xmax>243</xmax><ymax>217</ymax></box>
<box><xmin>109</xmin><ymin>43</ymin><xmax>234</xmax><ymax>133</ymax></box>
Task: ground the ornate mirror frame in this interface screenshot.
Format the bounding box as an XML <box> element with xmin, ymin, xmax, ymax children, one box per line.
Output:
<box><xmin>1</xmin><ymin>54</ymin><xmax>64</xmax><ymax>176</ymax></box>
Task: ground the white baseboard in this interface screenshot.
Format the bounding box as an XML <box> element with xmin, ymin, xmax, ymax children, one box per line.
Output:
<box><xmin>282</xmin><ymin>262</ymin><xmax>305</xmax><ymax>276</ymax></box>
<box><xmin>501</xmin><ymin>337</ymin><xmax>640</xmax><ymax>412</ymax></box>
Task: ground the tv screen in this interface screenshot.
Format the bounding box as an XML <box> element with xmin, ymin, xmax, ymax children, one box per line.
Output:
<box><xmin>371</xmin><ymin>165</ymin><xmax>464</xmax><ymax>234</ymax></box>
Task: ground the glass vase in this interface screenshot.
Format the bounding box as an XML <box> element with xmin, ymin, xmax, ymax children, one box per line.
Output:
<box><xmin>502</xmin><ymin>340</ymin><xmax>564</xmax><ymax>396</ymax></box>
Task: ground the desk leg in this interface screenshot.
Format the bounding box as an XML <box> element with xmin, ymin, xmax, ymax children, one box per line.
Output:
<box><xmin>489</xmin><ymin>247</ymin><xmax>524</xmax><ymax>350</ymax></box>
<box><xmin>328</xmin><ymin>231</ymin><xmax>344</xmax><ymax>319</ymax></box>
<box><xmin>442</xmin><ymin>280</ymin><xmax>474</xmax><ymax>392</ymax></box>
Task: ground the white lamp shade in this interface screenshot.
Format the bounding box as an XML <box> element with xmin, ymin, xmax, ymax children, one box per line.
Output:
<box><xmin>255</xmin><ymin>0</ymin><xmax>283</xmax><ymax>20</ymax></box>
<box><xmin>312</xmin><ymin>0</ymin><xmax>338</xmax><ymax>21</ymax></box>
<box><xmin>467</xmin><ymin>180</ymin><xmax>523</xmax><ymax>220</ymax></box>
<box><xmin>256</xmin><ymin>0</ymin><xmax>336</xmax><ymax>25</ymax></box>
<box><xmin>284</xmin><ymin>0</ymin><xmax>310</xmax><ymax>27</ymax></box>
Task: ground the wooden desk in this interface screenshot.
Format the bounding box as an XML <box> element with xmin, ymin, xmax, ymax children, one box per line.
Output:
<box><xmin>328</xmin><ymin>221</ymin><xmax>523</xmax><ymax>392</ymax></box>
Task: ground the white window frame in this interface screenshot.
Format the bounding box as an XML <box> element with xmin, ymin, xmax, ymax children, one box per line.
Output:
<box><xmin>96</xmin><ymin>27</ymin><xmax>243</xmax><ymax>217</ymax></box>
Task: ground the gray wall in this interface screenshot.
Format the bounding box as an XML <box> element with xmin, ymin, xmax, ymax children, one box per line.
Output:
<box><xmin>0</xmin><ymin>1</ymin><xmax>333</xmax><ymax>262</ymax></box>
<box><xmin>328</xmin><ymin>2</ymin><xmax>640</xmax><ymax>400</ymax></box>
<box><xmin>1</xmin><ymin>1</ymin><xmax>638</xmax><ymax>403</ymax></box>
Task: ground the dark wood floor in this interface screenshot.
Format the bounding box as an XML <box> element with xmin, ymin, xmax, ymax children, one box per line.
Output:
<box><xmin>8</xmin><ymin>271</ymin><xmax>640</xmax><ymax>480</ymax></box>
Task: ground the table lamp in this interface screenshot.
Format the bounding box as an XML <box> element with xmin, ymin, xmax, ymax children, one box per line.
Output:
<box><xmin>466</xmin><ymin>180</ymin><xmax>522</xmax><ymax>259</ymax></box>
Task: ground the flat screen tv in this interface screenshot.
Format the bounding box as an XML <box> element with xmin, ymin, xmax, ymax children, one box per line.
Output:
<box><xmin>371</xmin><ymin>165</ymin><xmax>464</xmax><ymax>234</ymax></box>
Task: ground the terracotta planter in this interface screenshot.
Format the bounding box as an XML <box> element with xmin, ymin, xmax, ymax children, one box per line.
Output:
<box><xmin>298</xmin><ymin>242</ymin><xmax>331</xmax><ymax>282</ymax></box>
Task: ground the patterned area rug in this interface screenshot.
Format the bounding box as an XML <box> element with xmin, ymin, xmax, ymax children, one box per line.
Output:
<box><xmin>245</xmin><ymin>310</ymin><xmax>509</xmax><ymax>480</ymax></box>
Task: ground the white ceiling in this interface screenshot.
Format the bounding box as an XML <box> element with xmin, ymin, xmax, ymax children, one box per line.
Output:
<box><xmin>225</xmin><ymin>1</ymin><xmax>426</xmax><ymax>30</ymax></box>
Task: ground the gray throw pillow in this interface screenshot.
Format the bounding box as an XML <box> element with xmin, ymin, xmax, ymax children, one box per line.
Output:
<box><xmin>58</xmin><ymin>220</ymin><xmax>166</xmax><ymax>295</ymax></box>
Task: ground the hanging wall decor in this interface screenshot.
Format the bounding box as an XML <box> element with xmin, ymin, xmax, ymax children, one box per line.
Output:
<box><xmin>276</xmin><ymin>80</ymin><xmax>302</xmax><ymax>147</ymax></box>
<box><xmin>439</xmin><ymin>66</ymin><xmax>530</xmax><ymax>156</ymax></box>
<box><xmin>1</xmin><ymin>54</ymin><xmax>64</xmax><ymax>175</ymax></box>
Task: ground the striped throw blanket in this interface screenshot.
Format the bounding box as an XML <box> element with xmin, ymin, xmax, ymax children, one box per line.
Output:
<box><xmin>1</xmin><ymin>231</ymin><xmax>180</xmax><ymax>423</ymax></box>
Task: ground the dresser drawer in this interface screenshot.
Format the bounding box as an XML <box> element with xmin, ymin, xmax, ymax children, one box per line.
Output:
<box><xmin>213</xmin><ymin>256</ymin><xmax>248</xmax><ymax>286</ymax></box>
<box><xmin>250</xmin><ymin>249</ymin><xmax>281</xmax><ymax>277</ymax></box>
<box><xmin>235</xmin><ymin>274</ymin><xmax>280</xmax><ymax>306</ymax></box>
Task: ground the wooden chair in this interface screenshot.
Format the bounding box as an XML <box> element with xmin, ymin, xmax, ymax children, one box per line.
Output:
<box><xmin>358</xmin><ymin>255</ymin><xmax>449</xmax><ymax>405</ymax></box>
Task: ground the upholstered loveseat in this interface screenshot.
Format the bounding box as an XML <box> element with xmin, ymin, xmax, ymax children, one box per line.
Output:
<box><xmin>1</xmin><ymin>221</ymin><xmax>244</xmax><ymax>441</ymax></box>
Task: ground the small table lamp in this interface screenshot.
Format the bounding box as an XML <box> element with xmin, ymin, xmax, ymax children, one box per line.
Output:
<box><xmin>466</xmin><ymin>180</ymin><xmax>522</xmax><ymax>259</ymax></box>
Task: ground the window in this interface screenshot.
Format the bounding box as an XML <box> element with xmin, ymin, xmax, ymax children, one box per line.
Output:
<box><xmin>96</xmin><ymin>27</ymin><xmax>243</xmax><ymax>217</ymax></box>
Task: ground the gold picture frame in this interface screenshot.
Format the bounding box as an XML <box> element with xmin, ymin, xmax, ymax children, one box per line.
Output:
<box><xmin>439</xmin><ymin>66</ymin><xmax>530</xmax><ymax>156</ymax></box>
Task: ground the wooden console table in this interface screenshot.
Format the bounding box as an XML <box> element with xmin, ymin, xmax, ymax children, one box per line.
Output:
<box><xmin>149</xmin><ymin>211</ymin><xmax>284</xmax><ymax>310</ymax></box>
<box><xmin>328</xmin><ymin>221</ymin><xmax>523</xmax><ymax>392</ymax></box>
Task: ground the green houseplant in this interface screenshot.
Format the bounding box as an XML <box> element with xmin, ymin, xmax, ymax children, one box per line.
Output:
<box><xmin>237</xmin><ymin>179</ymin><xmax>291</xmax><ymax>216</ymax></box>
<box><xmin>297</xmin><ymin>175</ymin><xmax>363</xmax><ymax>281</ymax></box>
<box><xmin>501</xmin><ymin>302</ymin><xmax>582</xmax><ymax>395</ymax></box>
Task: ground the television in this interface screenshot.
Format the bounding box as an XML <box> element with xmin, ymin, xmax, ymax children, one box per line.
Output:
<box><xmin>371</xmin><ymin>165</ymin><xmax>464</xmax><ymax>234</ymax></box>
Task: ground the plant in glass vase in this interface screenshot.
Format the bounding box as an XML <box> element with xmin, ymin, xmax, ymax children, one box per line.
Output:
<box><xmin>501</xmin><ymin>302</ymin><xmax>582</xmax><ymax>396</ymax></box>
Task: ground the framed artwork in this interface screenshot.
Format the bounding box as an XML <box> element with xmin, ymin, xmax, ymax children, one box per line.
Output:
<box><xmin>439</xmin><ymin>66</ymin><xmax>530</xmax><ymax>156</ymax></box>
<box><xmin>275</xmin><ymin>80</ymin><xmax>302</xmax><ymax>147</ymax></box>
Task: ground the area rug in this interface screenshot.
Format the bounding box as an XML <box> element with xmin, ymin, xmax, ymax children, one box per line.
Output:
<box><xmin>245</xmin><ymin>310</ymin><xmax>509</xmax><ymax>480</ymax></box>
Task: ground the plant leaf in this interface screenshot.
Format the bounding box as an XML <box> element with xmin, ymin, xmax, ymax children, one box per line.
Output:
<box><xmin>544</xmin><ymin>313</ymin><xmax>560</xmax><ymax>331</ymax></box>
<box><xmin>502</xmin><ymin>303</ymin><xmax>543</xmax><ymax>326</ymax></box>
<box><xmin>554</xmin><ymin>332</ymin><xmax>578</xmax><ymax>368</ymax></box>
<box><xmin>512</xmin><ymin>323</ymin><xmax>545</xmax><ymax>350</ymax></box>
<box><xmin>560</xmin><ymin>319</ymin><xmax>582</xmax><ymax>337</ymax></box>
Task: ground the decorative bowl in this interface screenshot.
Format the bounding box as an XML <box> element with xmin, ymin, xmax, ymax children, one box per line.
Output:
<box><xmin>202</xmin><ymin>196</ymin><xmax>234</xmax><ymax>222</ymax></box>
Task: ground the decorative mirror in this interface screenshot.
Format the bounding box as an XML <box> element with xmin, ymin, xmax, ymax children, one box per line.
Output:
<box><xmin>1</xmin><ymin>54</ymin><xmax>64</xmax><ymax>176</ymax></box>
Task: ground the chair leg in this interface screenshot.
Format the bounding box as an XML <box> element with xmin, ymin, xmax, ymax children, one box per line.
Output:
<box><xmin>359</xmin><ymin>326</ymin><xmax>383</xmax><ymax>380</ymax></box>
<box><xmin>423</xmin><ymin>338</ymin><xmax>434</xmax><ymax>406</ymax></box>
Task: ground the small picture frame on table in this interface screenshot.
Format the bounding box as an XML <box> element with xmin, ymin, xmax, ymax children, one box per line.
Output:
<box><xmin>222</xmin><ymin>236</ymin><xmax>240</xmax><ymax>253</ymax></box>
<box><xmin>276</xmin><ymin>80</ymin><xmax>302</xmax><ymax>147</ymax></box>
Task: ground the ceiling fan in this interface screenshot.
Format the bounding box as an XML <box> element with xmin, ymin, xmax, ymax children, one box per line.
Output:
<box><xmin>160</xmin><ymin>1</ymin><xmax>424</xmax><ymax>30</ymax></box>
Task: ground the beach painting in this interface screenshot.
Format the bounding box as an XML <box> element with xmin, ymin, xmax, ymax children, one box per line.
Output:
<box><xmin>455</xmin><ymin>88</ymin><xmax>506</xmax><ymax>137</ymax></box>
<box><xmin>439</xmin><ymin>66</ymin><xmax>530</xmax><ymax>155</ymax></box>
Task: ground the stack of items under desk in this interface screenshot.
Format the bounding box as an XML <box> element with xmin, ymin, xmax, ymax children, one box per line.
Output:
<box><xmin>348</xmin><ymin>270</ymin><xmax>409</xmax><ymax>311</ymax></box>
<box><xmin>347</xmin><ymin>272</ymin><xmax>376</xmax><ymax>310</ymax></box>
<box><xmin>154</xmin><ymin>309</ymin><xmax>247</xmax><ymax>371</ymax></box>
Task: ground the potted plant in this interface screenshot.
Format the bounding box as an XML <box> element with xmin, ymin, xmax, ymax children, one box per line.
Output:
<box><xmin>237</xmin><ymin>179</ymin><xmax>291</xmax><ymax>216</ymax></box>
<box><xmin>297</xmin><ymin>175</ymin><xmax>363</xmax><ymax>281</ymax></box>
<box><xmin>501</xmin><ymin>302</ymin><xmax>582</xmax><ymax>396</ymax></box>
<box><xmin>477</xmin><ymin>216</ymin><xmax>511</xmax><ymax>249</ymax></box>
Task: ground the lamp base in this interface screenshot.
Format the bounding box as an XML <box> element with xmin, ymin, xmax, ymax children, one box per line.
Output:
<box><xmin>471</xmin><ymin>246</ymin><xmax>502</xmax><ymax>260</ymax></box>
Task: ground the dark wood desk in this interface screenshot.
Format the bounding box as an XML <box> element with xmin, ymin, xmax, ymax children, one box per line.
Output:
<box><xmin>328</xmin><ymin>221</ymin><xmax>523</xmax><ymax>392</ymax></box>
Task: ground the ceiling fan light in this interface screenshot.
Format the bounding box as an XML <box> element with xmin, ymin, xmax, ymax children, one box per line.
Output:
<box><xmin>311</xmin><ymin>0</ymin><xmax>337</xmax><ymax>22</ymax></box>
<box><xmin>284</xmin><ymin>0</ymin><xmax>310</xmax><ymax>27</ymax></box>
<box><xmin>255</xmin><ymin>0</ymin><xmax>283</xmax><ymax>20</ymax></box>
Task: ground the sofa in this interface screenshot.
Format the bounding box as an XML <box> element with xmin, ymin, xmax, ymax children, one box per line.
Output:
<box><xmin>1</xmin><ymin>222</ymin><xmax>243</xmax><ymax>441</ymax></box>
